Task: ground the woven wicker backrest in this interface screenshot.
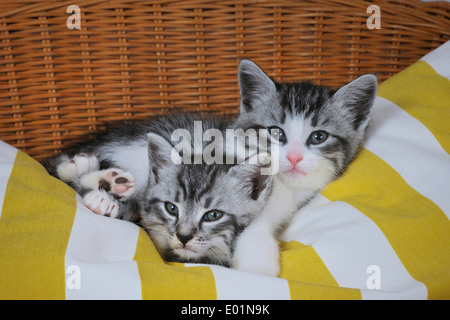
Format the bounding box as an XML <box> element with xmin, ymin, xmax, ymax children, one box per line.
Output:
<box><xmin>1</xmin><ymin>0</ymin><xmax>449</xmax><ymax>160</ymax></box>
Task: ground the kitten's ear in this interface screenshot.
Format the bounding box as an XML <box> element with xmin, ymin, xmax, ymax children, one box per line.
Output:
<box><xmin>230</xmin><ymin>163</ymin><xmax>273</xmax><ymax>201</ymax></box>
<box><xmin>332</xmin><ymin>74</ymin><xmax>378</xmax><ymax>130</ymax></box>
<box><xmin>238</xmin><ymin>59</ymin><xmax>277</xmax><ymax>113</ymax></box>
<box><xmin>147</xmin><ymin>133</ymin><xmax>180</xmax><ymax>167</ymax></box>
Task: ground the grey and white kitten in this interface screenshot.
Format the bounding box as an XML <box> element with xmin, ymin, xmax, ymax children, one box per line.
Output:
<box><xmin>232</xmin><ymin>60</ymin><xmax>377</xmax><ymax>276</ymax></box>
<box><xmin>43</xmin><ymin>113</ymin><xmax>272</xmax><ymax>267</ymax></box>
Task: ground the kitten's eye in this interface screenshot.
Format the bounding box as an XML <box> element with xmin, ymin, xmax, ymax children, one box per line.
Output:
<box><xmin>202</xmin><ymin>210</ymin><xmax>224</xmax><ymax>222</ymax></box>
<box><xmin>309</xmin><ymin>131</ymin><xmax>329</xmax><ymax>145</ymax></box>
<box><xmin>268</xmin><ymin>126</ymin><xmax>287</xmax><ymax>142</ymax></box>
<box><xmin>164</xmin><ymin>202</ymin><xmax>179</xmax><ymax>216</ymax></box>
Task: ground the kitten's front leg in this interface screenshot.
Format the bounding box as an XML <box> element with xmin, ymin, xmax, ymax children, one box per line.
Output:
<box><xmin>56</xmin><ymin>153</ymin><xmax>99</xmax><ymax>182</ymax></box>
<box><xmin>232</xmin><ymin>218</ymin><xmax>280</xmax><ymax>277</ymax></box>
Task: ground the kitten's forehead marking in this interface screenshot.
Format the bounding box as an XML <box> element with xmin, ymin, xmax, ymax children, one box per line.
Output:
<box><xmin>176</xmin><ymin>170</ymin><xmax>188</xmax><ymax>200</ymax></box>
<box><xmin>284</xmin><ymin>116</ymin><xmax>308</xmax><ymax>144</ymax></box>
<box><xmin>203</xmin><ymin>196</ymin><xmax>213</xmax><ymax>209</ymax></box>
<box><xmin>279</xmin><ymin>83</ymin><xmax>333</xmax><ymax>126</ymax></box>
<box><xmin>174</xmin><ymin>164</ymin><xmax>225</xmax><ymax>210</ymax></box>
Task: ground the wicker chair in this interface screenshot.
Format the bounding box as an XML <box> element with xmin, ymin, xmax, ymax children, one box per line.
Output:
<box><xmin>1</xmin><ymin>0</ymin><xmax>449</xmax><ymax>161</ymax></box>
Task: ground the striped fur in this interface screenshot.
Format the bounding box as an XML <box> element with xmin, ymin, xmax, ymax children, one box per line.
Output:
<box><xmin>232</xmin><ymin>60</ymin><xmax>377</xmax><ymax>276</ymax></box>
<box><xmin>43</xmin><ymin>112</ymin><xmax>272</xmax><ymax>267</ymax></box>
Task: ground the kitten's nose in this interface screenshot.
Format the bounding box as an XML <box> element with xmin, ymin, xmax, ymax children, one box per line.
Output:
<box><xmin>287</xmin><ymin>153</ymin><xmax>303</xmax><ymax>166</ymax></box>
<box><xmin>177</xmin><ymin>233</ymin><xmax>194</xmax><ymax>246</ymax></box>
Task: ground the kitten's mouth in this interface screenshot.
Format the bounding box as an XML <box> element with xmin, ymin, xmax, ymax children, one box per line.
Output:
<box><xmin>176</xmin><ymin>246</ymin><xmax>195</xmax><ymax>252</ymax></box>
<box><xmin>284</xmin><ymin>167</ymin><xmax>307</xmax><ymax>176</ymax></box>
<box><xmin>174</xmin><ymin>245</ymin><xmax>197</xmax><ymax>254</ymax></box>
<box><xmin>174</xmin><ymin>246</ymin><xmax>200</xmax><ymax>259</ymax></box>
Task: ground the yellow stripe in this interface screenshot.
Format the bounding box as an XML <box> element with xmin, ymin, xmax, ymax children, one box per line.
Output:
<box><xmin>322</xmin><ymin>149</ymin><xmax>450</xmax><ymax>299</ymax></box>
<box><xmin>280</xmin><ymin>240</ymin><xmax>338</xmax><ymax>286</ymax></box>
<box><xmin>0</xmin><ymin>151</ymin><xmax>77</xmax><ymax>299</ymax></box>
<box><xmin>287</xmin><ymin>280</ymin><xmax>361</xmax><ymax>300</ymax></box>
<box><xmin>378</xmin><ymin>60</ymin><xmax>450</xmax><ymax>154</ymax></box>
<box><xmin>134</xmin><ymin>228</ymin><xmax>217</xmax><ymax>299</ymax></box>
<box><xmin>281</xmin><ymin>240</ymin><xmax>361</xmax><ymax>300</ymax></box>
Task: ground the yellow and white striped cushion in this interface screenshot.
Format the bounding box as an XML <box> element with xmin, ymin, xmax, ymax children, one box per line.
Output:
<box><xmin>0</xmin><ymin>41</ymin><xmax>448</xmax><ymax>300</ymax></box>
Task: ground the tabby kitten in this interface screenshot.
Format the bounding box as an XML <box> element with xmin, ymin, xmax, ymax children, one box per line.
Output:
<box><xmin>43</xmin><ymin>113</ymin><xmax>272</xmax><ymax>267</ymax></box>
<box><xmin>232</xmin><ymin>60</ymin><xmax>377</xmax><ymax>276</ymax></box>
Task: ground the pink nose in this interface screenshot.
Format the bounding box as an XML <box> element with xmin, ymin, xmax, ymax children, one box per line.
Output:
<box><xmin>287</xmin><ymin>153</ymin><xmax>303</xmax><ymax>166</ymax></box>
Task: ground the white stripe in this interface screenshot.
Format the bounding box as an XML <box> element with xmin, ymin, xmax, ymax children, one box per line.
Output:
<box><xmin>366</xmin><ymin>96</ymin><xmax>450</xmax><ymax>218</ymax></box>
<box><xmin>65</xmin><ymin>200</ymin><xmax>142</xmax><ymax>299</ymax></box>
<box><xmin>281</xmin><ymin>195</ymin><xmax>427</xmax><ymax>299</ymax></box>
<box><xmin>0</xmin><ymin>141</ymin><xmax>18</xmax><ymax>220</ymax></box>
<box><xmin>360</xmin><ymin>285</ymin><xmax>427</xmax><ymax>300</ymax></box>
<box><xmin>205</xmin><ymin>265</ymin><xmax>291</xmax><ymax>300</ymax></box>
<box><xmin>420</xmin><ymin>40</ymin><xmax>450</xmax><ymax>79</ymax></box>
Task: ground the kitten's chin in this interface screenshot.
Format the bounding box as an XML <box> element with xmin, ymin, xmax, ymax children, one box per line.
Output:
<box><xmin>173</xmin><ymin>246</ymin><xmax>201</xmax><ymax>260</ymax></box>
<box><xmin>278</xmin><ymin>169</ymin><xmax>332</xmax><ymax>191</ymax></box>
<box><xmin>284</xmin><ymin>167</ymin><xmax>307</xmax><ymax>177</ymax></box>
<box><xmin>278</xmin><ymin>171</ymin><xmax>308</xmax><ymax>188</ymax></box>
<box><xmin>277</xmin><ymin>166</ymin><xmax>309</xmax><ymax>187</ymax></box>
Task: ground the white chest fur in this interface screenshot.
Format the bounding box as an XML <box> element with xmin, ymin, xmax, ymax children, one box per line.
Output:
<box><xmin>259</xmin><ymin>176</ymin><xmax>316</xmax><ymax>230</ymax></box>
<box><xmin>232</xmin><ymin>175</ymin><xmax>317</xmax><ymax>277</ymax></box>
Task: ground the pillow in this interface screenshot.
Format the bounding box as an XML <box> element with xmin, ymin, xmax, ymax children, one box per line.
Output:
<box><xmin>0</xmin><ymin>41</ymin><xmax>448</xmax><ymax>300</ymax></box>
<box><xmin>0</xmin><ymin>144</ymin><xmax>215</xmax><ymax>300</ymax></box>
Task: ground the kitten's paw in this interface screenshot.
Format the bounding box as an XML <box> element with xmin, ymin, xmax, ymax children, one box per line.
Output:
<box><xmin>80</xmin><ymin>168</ymin><xmax>135</xmax><ymax>200</ymax></box>
<box><xmin>57</xmin><ymin>153</ymin><xmax>99</xmax><ymax>182</ymax></box>
<box><xmin>83</xmin><ymin>190</ymin><xmax>119</xmax><ymax>218</ymax></box>
<box><xmin>232</xmin><ymin>225</ymin><xmax>281</xmax><ymax>277</ymax></box>
<box><xmin>101</xmin><ymin>169</ymin><xmax>135</xmax><ymax>199</ymax></box>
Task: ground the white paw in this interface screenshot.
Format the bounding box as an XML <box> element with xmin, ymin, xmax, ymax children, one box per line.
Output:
<box><xmin>57</xmin><ymin>153</ymin><xmax>99</xmax><ymax>182</ymax></box>
<box><xmin>83</xmin><ymin>190</ymin><xmax>119</xmax><ymax>218</ymax></box>
<box><xmin>80</xmin><ymin>168</ymin><xmax>135</xmax><ymax>200</ymax></box>
<box><xmin>232</xmin><ymin>223</ymin><xmax>281</xmax><ymax>277</ymax></box>
<box><xmin>234</xmin><ymin>255</ymin><xmax>280</xmax><ymax>277</ymax></box>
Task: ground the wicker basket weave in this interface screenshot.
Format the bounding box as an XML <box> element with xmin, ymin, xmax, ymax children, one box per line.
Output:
<box><xmin>1</xmin><ymin>0</ymin><xmax>449</xmax><ymax>161</ymax></box>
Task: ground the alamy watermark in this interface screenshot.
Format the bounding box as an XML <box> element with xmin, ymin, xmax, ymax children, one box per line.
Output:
<box><xmin>66</xmin><ymin>264</ymin><xmax>81</xmax><ymax>290</ymax></box>
<box><xmin>366</xmin><ymin>5</ymin><xmax>381</xmax><ymax>30</ymax></box>
<box><xmin>67</xmin><ymin>5</ymin><xmax>381</xmax><ymax>31</ymax></box>
<box><xmin>366</xmin><ymin>264</ymin><xmax>381</xmax><ymax>290</ymax></box>
<box><xmin>66</xmin><ymin>5</ymin><xmax>81</xmax><ymax>30</ymax></box>
<box><xmin>169</xmin><ymin>121</ymin><xmax>280</xmax><ymax>175</ymax></box>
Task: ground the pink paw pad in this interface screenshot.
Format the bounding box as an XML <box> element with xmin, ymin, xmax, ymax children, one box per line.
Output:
<box><xmin>101</xmin><ymin>169</ymin><xmax>135</xmax><ymax>199</ymax></box>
